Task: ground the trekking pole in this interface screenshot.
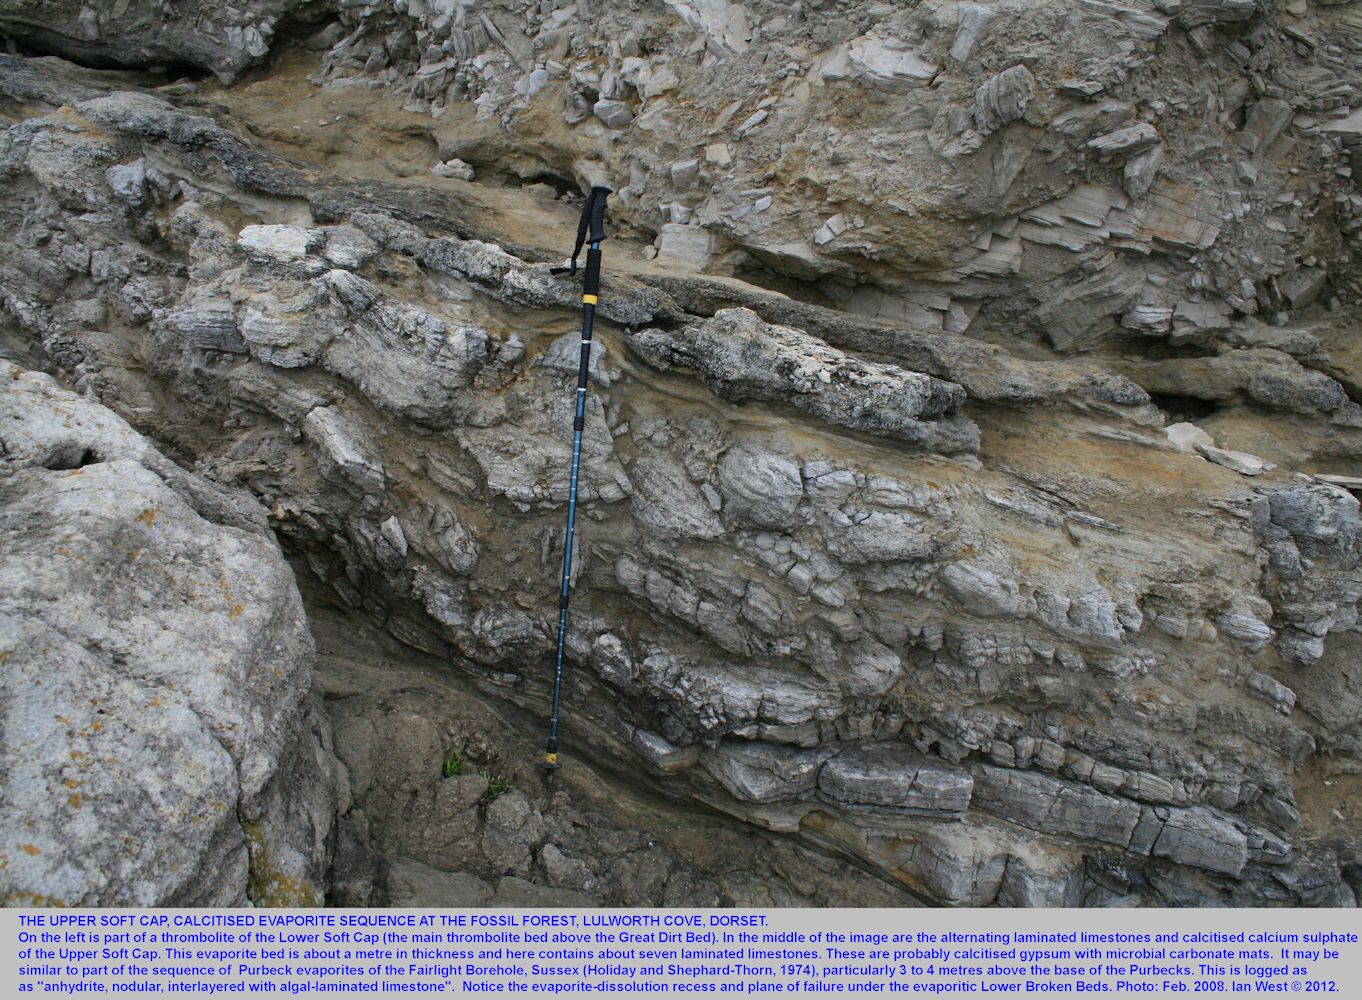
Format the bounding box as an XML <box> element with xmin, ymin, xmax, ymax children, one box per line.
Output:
<box><xmin>543</xmin><ymin>184</ymin><xmax>611</xmax><ymax>772</ymax></box>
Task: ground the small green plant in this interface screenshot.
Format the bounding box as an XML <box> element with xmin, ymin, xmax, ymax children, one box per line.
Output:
<box><xmin>443</xmin><ymin>745</ymin><xmax>510</xmax><ymax>802</ymax></box>
<box><xmin>441</xmin><ymin>747</ymin><xmax>463</xmax><ymax>779</ymax></box>
<box><xmin>481</xmin><ymin>773</ymin><xmax>512</xmax><ymax>804</ymax></box>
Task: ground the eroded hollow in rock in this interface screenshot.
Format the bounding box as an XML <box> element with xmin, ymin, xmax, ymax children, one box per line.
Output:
<box><xmin>1147</xmin><ymin>393</ymin><xmax>1221</xmax><ymax>425</ymax></box>
<box><xmin>41</xmin><ymin>444</ymin><xmax>100</xmax><ymax>470</ymax></box>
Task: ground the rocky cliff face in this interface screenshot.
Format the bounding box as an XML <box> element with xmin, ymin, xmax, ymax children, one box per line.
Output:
<box><xmin>1</xmin><ymin>0</ymin><xmax>1360</xmax><ymax>907</ymax></box>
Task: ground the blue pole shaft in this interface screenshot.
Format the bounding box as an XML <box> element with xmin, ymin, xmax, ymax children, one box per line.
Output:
<box><xmin>546</xmin><ymin>244</ymin><xmax>599</xmax><ymax>764</ymax></box>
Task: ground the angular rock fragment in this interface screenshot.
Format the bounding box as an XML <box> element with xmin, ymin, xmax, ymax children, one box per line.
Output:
<box><xmin>1088</xmin><ymin>123</ymin><xmax>1160</xmax><ymax>157</ymax></box>
<box><xmin>1264</xmin><ymin>484</ymin><xmax>1360</xmax><ymax>547</ymax></box>
<box><xmin>631</xmin><ymin>729</ymin><xmax>701</xmax><ymax>775</ymax></box>
<box><xmin>160</xmin><ymin>298</ymin><xmax>248</xmax><ymax>354</ymax></box>
<box><xmin>1176</xmin><ymin>0</ymin><xmax>1268</xmax><ymax>28</ymax></box>
<box><xmin>303</xmin><ymin>406</ymin><xmax>386</xmax><ymax>496</ymax></box>
<box><xmin>973</xmin><ymin>65</ymin><xmax>1036</xmax><ymax>136</ymax></box>
<box><xmin>1278</xmin><ymin>267</ymin><xmax>1327</xmax><ymax>310</ymax></box>
<box><xmin>823</xmin><ymin>33</ymin><xmax>938</xmax><ymax>93</ymax></box>
<box><xmin>835</xmin><ymin>639</ymin><xmax>903</xmax><ymax>698</ymax></box>
<box><xmin>950</xmin><ymin>4</ymin><xmax>994</xmax><ymax>63</ymax></box>
<box><xmin>659</xmin><ymin>0</ymin><xmax>751</xmax><ymax>55</ymax></box>
<box><xmin>432</xmin><ymin>159</ymin><xmax>475</xmax><ymax>181</ymax></box>
<box><xmin>629</xmin><ymin>451</ymin><xmax>725</xmax><ymax>540</ymax></box>
<box><xmin>322</xmin><ymin>270</ymin><xmax>492</xmax><ymax>423</ymax></box>
<box><xmin>1165</xmin><ymin>421</ymin><xmax>1212</xmax><ymax>453</ymax></box>
<box><xmin>593</xmin><ymin>99</ymin><xmax>633</xmax><ymax>129</ymax></box>
<box><xmin>1238</xmin><ymin>99</ymin><xmax>1294</xmax><ymax>156</ymax></box>
<box><xmin>972</xmin><ymin>766</ymin><xmax>1143</xmax><ymax>848</ymax></box>
<box><xmin>1121</xmin><ymin>302</ymin><xmax>1174</xmax><ymax>334</ymax></box>
<box><xmin>1123</xmin><ymin>144</ymin><xmax>1164</xmax><ymax>199</ymax></box>
<box><xmin>813</xmin><ymin>213</ymin><xmax>848</xmax><ymax>246</ymax></box>
<box><xmin>104</xmin><ymin>159</ymin><xmax>148</xmax><ymax>205</ymax></box>
<box><xmin>939</xmin><ymin>560</ymin><xmax>1022</xmax><ymax>618</ymax></box>
<box><xmin>655</xmin><ymin>224</ymin><xmax>716</xmax><ymax>270</ymax></box>
<box><xmin>637</xmin><ymin>653</ymin><xmax>835</xmax><ymax>736</ymax></box>
<box><xmin>823</xmin><ymin>509</ymin><xmax>936</xmax><ymax>564</ymax></box>
<box><xmin>1195</xmin><ymin>444</ymin><xmax>1272</xmax><ymax>477</ymax></box>
<box><xmin>670</xmin><ymin>159</ymin><xmax>700</xmax><ymax>188</ymax></box>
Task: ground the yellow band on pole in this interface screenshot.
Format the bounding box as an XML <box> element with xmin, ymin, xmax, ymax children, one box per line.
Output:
<box><xmin>545</xmin><ymin>753</ymin><xmax>559</xmax><ymax>765</ymax></box>
<box><xmin>582</xmin><ymin>294</ymin><xmax>599</xmax><ymax>305</ymax></box>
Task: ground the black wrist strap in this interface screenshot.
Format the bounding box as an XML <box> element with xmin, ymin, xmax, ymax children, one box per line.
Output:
<box><xmin>551</xmin><ymin>185</ymin><xmax>611</xmax><ymax>276</ymax></box>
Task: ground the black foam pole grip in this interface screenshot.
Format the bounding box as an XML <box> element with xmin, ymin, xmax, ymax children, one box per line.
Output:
<box><xmin>587</xmin><ymin>185</ymin><xmax>611</xmax><ymax>243</ymax></box>
<box><xmin>583</xmin><ymin>248</ymin><xmax>602</xmax><ymax>297</ymax></box>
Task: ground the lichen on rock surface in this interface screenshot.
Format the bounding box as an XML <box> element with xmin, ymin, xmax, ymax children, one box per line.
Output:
<box><xmin>2</xmin><ymin>0</ymin><xmax>1362</xmax><ymax>908</ymax></box>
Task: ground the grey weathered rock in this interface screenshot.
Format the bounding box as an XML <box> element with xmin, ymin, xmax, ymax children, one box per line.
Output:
<box><xmin>433</xmin><ymin>158</ymin><xmax>476</xmax><ymax>181</ymax></box>
<box><xmin>1196</xmin><ymin>444</ymin><xmax>1272</xmax><ymax>477</ymax></box>
<box><xmin>163</xmin><ymin>298</ymin><xmax>249</xmax><ymax>355</ymax></box>
<box><xmin>322</xmin><ymin>270</ymin><xmax>493</xmax><ymax>424</ymax></box>
<box><xmin>1175</xmin><ymin>0</ymin><xmax>1268</xmax><ymax>28</ymax></box>
<box><xmin>827</xmin><ymin>32</ymin><xmax>938</xmax><ymax>93</ymax></box>
<box><xmin>939</xmin><ymin>560</ymin><xmax>1023</xmax><ymax>618</ymax></box>
<box><xmin>1166</xmin><ymin>421</ymin><xmax>1213</xmax><ymax>453</ymax></box>
<box><xmin>239</xmin><ymin>224</ymin><xmax>318</xmax><ymax>268</ymax></box>
<box><xmin>670</xmin><ymin>159</ymin><xmax>700</xmax><ymax>188</ymax></box>
<box><xmin>0</xmin><ymin>0</ymin><xmax>312</xmax><ymax>81</ymax></box>
<box><xmin>1123</xmin><ymin>144</ymin><xmax>1164</xmax><ymax>199</ymax></box>
<box><xmin>386</xmin><ymin>859</ymin><xmax>493</xmax><ymax>907</ymax></box>
<box><xmin>950</xmin><ymin>4</ymin><xmax>994</xmax><ymax>63</ymax></box>
<box><xmin>593</xmin><ymin>99</ymin><xmax>634</xmax><ymax>129</ymax></box>
<box><xmin>629</xmin><ymin>450</ymin><xmax>725</xmax><ymax>540</ymax></box>
<box><xmin>1088</xmin><ymin>123</ymin><xmax>1160</xmax><ymax>157</ymax></box>
<box><xmin>628</xmin><ymin>309</ymin><xmax>979</xmax><ymax>455</ymax></box>
<box><xmin>1238</xmin><ymin>98</ymin><xmax>1294</xmax><ymax>155</ymax></box>
<box><xmin>0</xmin><ymin>362</ymin><xmax>339</xmax><ymax>906</ymax></box>
<box><xmin>717</xmin><ymin>444</ymin><xmax>803</xmax><ymax>529</ymax></box>
<box><xmin>1265</xmin><ymin>484</ymin><xmax>1360</xmax><ymax>547</ymax></box>
<box><xmin>303</xmin><ymin>406</ymin><xmax>387</xmax><ymax>496</ymax></box>
<box><xmin>104</xmin><ymin>158</ymin><xmax>148</xmax><ymax>205</ymax></box>
<box><xmin>973</xmin><ymin>65</ymin><xmax>1036</xmax><ymax>135</ymax></box>
<box><xmin>1152</xmin><ymin>807</ymin><xmax>1248</xmax><ymax>877</ymax></box>
<box><xmin>819</xmin><ymin>745</ymin><xmax>973</xmax><ymax>818</ymax></box>
<box><xmin>483</xmin><ymin>791</ymin><xmax>548</xmax><ymax>877</ymax></box>
<box><xmin>972</xmin><ymin>766</ymin><xmax>1145</xmax><ymax>851</ymax></box>
<box><xmin>703</xmin><ymin>741</ymin><xmax>830</xmax><ymax>803</ymax></box>
<box><xmin>1217</xmin><ymin>612</ymin><xmax>1274</xmax><ymax>651</ymax></box>
<box><xmin>655</xmin><ymin>223</ymin><xmax>717</xmax><ymax>270</ymax></box>
<box><xmin>540</xmin><ymin>331</ymin><xmax>608</xmax><ymax>385</ymax></box>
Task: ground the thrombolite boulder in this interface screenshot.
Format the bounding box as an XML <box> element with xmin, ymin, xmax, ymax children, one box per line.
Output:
<box><xmin>0</xmin><ymin>361</ymin><xmax>345</xmax><ymax>906</ymax></box>
<box><xmin>2</xmin><ymin>0</ymin><xmax>1362</xmax><ymax>908</ymax></box>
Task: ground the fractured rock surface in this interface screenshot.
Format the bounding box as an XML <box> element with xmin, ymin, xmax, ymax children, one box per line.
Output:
<box><xmin>0</xmin><ymin>362</ymin><xmax>344</xmax><ymax>906</ymax></box>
